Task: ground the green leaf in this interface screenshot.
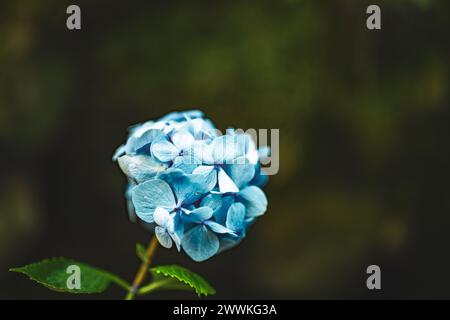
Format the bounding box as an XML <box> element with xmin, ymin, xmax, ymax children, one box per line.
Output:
<box><xmin>139</xmin><ymin>264</ymin><xmax>215</xmax><ymax>297</ymax></box>
<box><xmin>10</xmin><ymin>257</ymin><xmax>130</xmax><ymax>294</ymax></box>
<box><xmin>136</xmin><ymin>242</ymin><xmax>148</xmax><ymax>263</ymax></box>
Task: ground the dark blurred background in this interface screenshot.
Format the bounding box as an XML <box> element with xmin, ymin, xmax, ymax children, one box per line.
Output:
<box><xmin>0</xmin><ymin>0</ymin><xmax>449</xmax><ymax>299</ymax></box>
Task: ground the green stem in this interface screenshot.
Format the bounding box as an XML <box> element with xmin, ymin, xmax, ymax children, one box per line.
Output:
<box><xmin>124</xmin><ymin>236</ymin><xmax>159</xmax><ymax>300</ymax></box>
<box><xmin>137</xmin><ymin>279</ymin><xmax>173</xmax><ymax>295</ymax></box>
<box><xmin>104</xmin><ymin>272</ymin><xmax>131</xmax><ymax>292</ymax></box>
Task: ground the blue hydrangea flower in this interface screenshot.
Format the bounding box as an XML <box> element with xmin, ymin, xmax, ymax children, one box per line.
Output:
<box><xmin>113</xmin><ymin>110</ymin><xmax>268</xmax><ymax>262</ymax></box>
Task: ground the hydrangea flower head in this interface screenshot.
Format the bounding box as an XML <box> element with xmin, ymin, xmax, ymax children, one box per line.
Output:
<box><xmin>113</xmin><ymin>110</ymin><xmax>268</xmax><ymax>262</ymax></box>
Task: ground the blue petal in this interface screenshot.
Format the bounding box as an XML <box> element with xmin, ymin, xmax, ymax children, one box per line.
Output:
<box><xmin>170</xmin><ymin>212</ymin><xmax>184</xmax><ymax>251</ymax></box>
<box><xmin>157</xmin><ymin>167</ymin><xmax>185</xmax><ymax>181</ymax></box>
<box><xmin>185</xmin><ymin>118</ymin><xmax>218</xmax><ymax>140</ymax></box>
<box><xmin>225</xmin><ymin>157</ymin><xmax>255</xmax><ymax>188</ymax></box>
<box><xmin>178</xmin><ymin>174</ymin><xmax>211</xmax><ymax>204</ymax></box>
<box><xmin>151</xmin><ymin>139</ymin><xmax>180</xmax><ymax>162</ymax></box>
<box><xmin>118</xmin><ymin>155</ymin><xmax>167</xmax><ymax>183</ymax></box>
<box><xmin>158</xmin><ymin>168</ymin><xmax>211</xmax><ymax>204</ymax></box>
<box><xmin>155</xmin><ymin>226</ymin><xmax>173</xmax><ymax>249</ymax></box>
<box><xmin>200</xmin><ymin>193</ymin><xmax>223</xmax><ymax>215</ymax></box>
<box><xmin>211</xmin><ymin>135</ymin><xmax>244</xmax><ymax>163</ymax></box>
<box><xmin>131</xmin><ymin>179</ymin><xmax>176</xmax><ymax>223</ymax></box>
<box><xmin>182</xmin><ymin>225</ymin><xmax>219</xmax><ymax>262</ymax></box>
<box><xmin>243</xmin><ymin>134</ymin><xmax>259</xmax><ymax>164</ymax></box>
<box><xmin>250</xmin><ymin>164</ymin><xmax>269</xmax><ymax>187</ymax></box>
<box><xmin>244</xmin><ymin>217</ymin><xmax>256</xmax><ymax>228</ymax></box>
<box><xmin>238</xmin><ymin>186</ymin><xmax>268</xmax><ymax>218</ymax></box>
<box><xmin>173</xmin><ymin>155</ymin><xmax>198</xmax><ymax>174</ymax></box>
<box><xmin>125</xmin><ymin>128</ymin><xmax>165</xmax><ymax>155</ymax></box>
<box><xmin>216</xmin><ymin>195</ymin><xmax>234</xmax><ymax>225</ymax></box>
<box><xmin>218</xmin><ymin>167</ymin><xmax>239</xmax><ymax>193</ymax></box>
<box><xmin>192</xmin><ymin>165</ymin><xmax>217</xmax><ymax>191</ymax></box>
<box><xmin>226</xmin><ymin>202</ymin><xmax>246</xmax><ymax>232</ymax></box>
<box><xmin>126</xmin><ymin>198</ymin><xmax>137</xmax><ymax>222</ymax></box>
<box><xmin>204</xmin><ymin>221</ymin><xmax>235</xmax><ymax>234</ymax></box>
<box><xmin>157</xmin><ymin>169</ymin><xmax>189</xmax><ymax>201</ymax></box>
<box><xmin>200</xmin><ymin>194</ymin><xmax>234</xmax><ymax>225</ymax></box>
<box><xmin>183</xmin><ymin>207</ymin><xmax>213</xmax><ymax>224</ymax></box>
<box><xmin>190</xmin><ymin>140</ymin><xmax>214</xmax><ymax>164</ymax></box>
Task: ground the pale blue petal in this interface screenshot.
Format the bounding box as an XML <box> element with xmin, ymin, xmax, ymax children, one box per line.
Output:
<box><xmin>226</xmin><ymin>202</ymin><xmax>246</xmax><ymax>232</ymax></box>
<box><xmin>131</xmin><ymin>179</ymin><xmax>176</xmax><ymax>223</ymax></box>
<box><xmin>180</xmin><ymin>205</ymin><xmax>195</xmax><ymax>212</ymax></box>
<box><xmin>125</xmin><ymin>182</ymin><xmax>137</xmax><ymax>223</ymax></box>
<box><xmin>151</xmin><ymin>139</ymin><xmax>180</xmax><ymax>162</ymax></box>
<box><xmin>126</xmin><ymin>198</ymin><xmax>137</xmax><ymax>222</ymax></box>
<box><xmin>185</xmin><ymin>118</ymin><xmax>218</xmax><ymax>140</ymax></box>
<box><xmin>225</xmin><ymin>133</ymin><xmax>256</xmax><ymax>163</ymax></box>
<box><xmin>158</xmin><ymin>168</ymin><xmax>211</xmax><ymax>204</ymax></box>
<box><xmin>183</xmin><ymin>207</ymin><xmax>213</xmax><ymax>224</ymax></box>
<box><xmin>182</xmin><ymin>225</ymin><xmax>219</xmax><ymax>262</ymax></box>
<box><xmin>155</xmin><ymin>226</ymin><xmax>173</xmax><ymax>249</ymax></box>
<box><xmin>192</xmin><ymin>164</ymin><xmax>215</xmax><ymax>176</ymax></box>
<box><xmin>112</xmin><ymin>144</ymin><xmax>126</xmax><ymax>161</ymax></box>
<box><xmin>153</xmin><ymin>207</ymin><xmax>172</xmax><ymax>227</ymax></box>
<box><xmin>182</xmin><ymin>141</ymin><xmax>204</xmax><ymax>167</ymax></box>
<box><xmin>244</xmin><ymin>135</ymin><xmax>259</xmax><ymax>164</ymax></box>
<box><xmin>225</xmin><ymin>157</ymin><xmax>255</xmax><ymax>188</ymax></box>
<box><xmin>192</xmin><ymin>165</ymin><xmax>217</xmax><ymax>192</ymax></box>
<box><xmin>172</xmin><ymin>155</ymin><xmax>198</xmax><ymax>174</ymax></box>
<box><xmin>200</xmin><ymin>193</ymin><xmax>223</xmax><ymax>215</ymax></box>
<box><xmin>157</xmin><ymin>169</ymin><xmax>195</xmax><ymax>204</ymax></box>
<box><xmin>128</xmin><ymin>120</ymin><xmax>159</xmax><ymax>136</ymax></box>
<box><xmin>118</xmin><ymin>155</ymin><xmax>167</xmax><ymax>183</ymax></box>
<box><xmin>258</xmin><ymin>146</ymin><xmax>271</xmax><ymax>158</ymax></box>
<box><xmin>238</xmin><ymin>186</ymin><xmax>268</xmax><ymax>218</ymax></box>
<box><xmin>189</xmin><ymin>140</ymin><xmax>214</xmax><ymax>164</ymax></box>
<box><xmin>163</xmin><ymin>121</ymin><xmax>184</xmax><ymax>135</ymax></box>
<box><xmin>172</xmin><ymin>131</ymin><xmax>195</xmax><ymax>151</ymax></box>
<box><xmin>170</xmin><ymin>212</ymin><xmax>184</xmax><ymax>251</ymax></box>
<box><xmin>211</xmin><ymin>135</ymin><xmax>243</xmax><ymax>163</ymax></box>
<box><xmin>204</xmin><ymin>221</ymin><xmax>235</xmax><ymax>234</ymax></box>
<box><xmin>218</xmin><ymin>167</ymin><xmax>239</xmax><ymax>193</ymax></box>
<box><xmin>169</xmin><ymin>231</ymin><xmax>182</xmax><ymax>252</ymax></box>
<box><xmin>125</xmin><ymin>129</ymin><xmax>165</xmax><ymax>154</ymax></box>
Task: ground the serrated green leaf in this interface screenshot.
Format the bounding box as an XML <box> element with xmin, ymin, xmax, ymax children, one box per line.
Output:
<box><xmin>136</xmin><ymin>242</ymin><xmax>148</xmax><ymax>263</ymax></box>
<box><xmin>141</xmin><ymin>264</ymin><xmax>215</xmax><ymax>297</ymax></box>
<box><xmin>10</xmin><ymin>257</ymin><xmax>130</xmax><ymax>294</ymax></box>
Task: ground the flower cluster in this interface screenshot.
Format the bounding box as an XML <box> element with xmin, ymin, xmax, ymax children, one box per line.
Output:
<box><xmin>113</xmin><ymin>110</ymin><xmax>268</xmax><ymax>262</ymax></box>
